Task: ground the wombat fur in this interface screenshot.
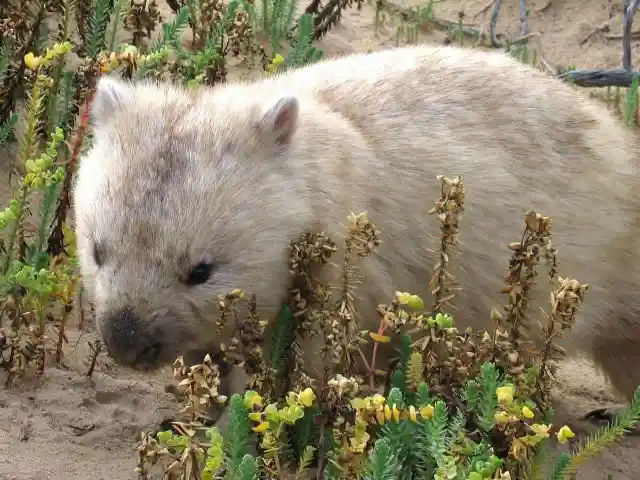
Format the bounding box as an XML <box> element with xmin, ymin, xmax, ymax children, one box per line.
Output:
<box><xmin>74</xmin><ymin>44</ymin><xmax>640</xmax><ymax>411</ymax></box>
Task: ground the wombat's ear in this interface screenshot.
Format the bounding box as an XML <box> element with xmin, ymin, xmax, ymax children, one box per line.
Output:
<box><xmin>258</xmin><ymin>96</ymin><xmax>299</xmax><ymax>147</ymax></box>
<box><xmin>91</xmin><ymin>76</ymin><xmax>134</xmax><ymax>127</ymax></box>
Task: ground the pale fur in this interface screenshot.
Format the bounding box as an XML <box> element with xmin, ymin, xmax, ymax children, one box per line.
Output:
<box><xmin>74</xmin><ymin>44</ymin><xmax>640</xmax><ymax>408</ymax></box>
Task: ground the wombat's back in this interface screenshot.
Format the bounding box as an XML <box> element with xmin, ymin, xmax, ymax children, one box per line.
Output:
<box><xmin>250</xmin><ymin>45</ymin><xmax>640</xmax><ymax>398</ymax></box>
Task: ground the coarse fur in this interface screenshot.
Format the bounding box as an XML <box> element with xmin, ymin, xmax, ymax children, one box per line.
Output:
<box><xmin>74</xmin><ymin>44</ymin><xmax>640</xmax><ymax>414</ymax></box>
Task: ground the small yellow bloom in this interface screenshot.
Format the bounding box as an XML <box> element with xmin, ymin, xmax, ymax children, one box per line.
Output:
<box><xmin>496</xmin><ymin>386</ymin><xmax>514</xmax><ymax>406</ymax></box>
<box><xmin>556</xmin><ymin>425</ymin><xmax>575</xmax><ymax>444</ymax></box>
<box><xmin>494</xmin><ymin>411</ymin><xmax>510</xmax><ymax>424</ymax></box>
<box><xmin>24</xmin><ymin>53</ymin><xmax>41</xmax><ymax>71</ymax></box>
<box><xmin>252</xmin><ymin>421</ymin><xmax>270</xmax><ymax>433</ymax></box>
<box><xmin>497</xmin><ymin>384</ymin><xmax>515</xmax><ymax>395</ymax></box>
<box><xmin>522</xmin><ymin>406</ymin><xmax>535</xmax><ymax>419</ymax></box>
<box><xmin>267</xmin><ymin>53</ymin><xmax>285</xmax><ymax>74</ymax></box>
<box><xmin>391</xmin><ymin>404</ymin><xmax>400</xmax><ymax>423</ymax></box>
<box><xmin>395</xmin><ymin>291</ymin><xmax>425</xmax><ymax>310</ymax></box>
<box><xmin>298</xmin><ymin>387</ymin><xmax>316</xmax><ymax>407</ymax></box>
<box><xmin>420</xmin><ymin>404</ymin><xmax>434</xmax><ymax>419</ymax></box>
<box><xmin>372</xmin><ymin>394</ymin><xmax>386</xmax><ymax>406</ymax></box>
<box><xmin>369</xmin><ymin>331</ymin><xmax>391</xmax><ymax>343</ymax></box>
<box><xmin>409</xmin><ymin>405</ymin><xmax>418</xmax><ymax>422</ymax></box>
<box><xmin>109</xmin><ymin>51</ymin><xmax>119</xmax><ymax>69</ymax></box>
<box><xmin>375</xmin><ymin>408</ymin><xmax>385</xmax><ymax>425</ymax></box>
<box><xmin>244</xmin><ymin>391</ymin><xmax>263</xmax><ymax>410</ymax></box>
<box><xmin>384</xmin><ymin>404</ymin><xmax>392</xmax><ymax>421</ymax></box>
<box><xmin>520</xmin><ymin>434</ymin><xmax>542</xmax><ymax>447</ymax></box>
<box><xmin>530</xmin><ymin>423</ymin><xmax>551</xmax><ymax>438</ymax></box>
<box><xmin>248</xmin><ymin>412</ymin><xmax>262</xmax><ymax>422</ymax></box>
<box><xmin>348</xmin><ymin>429</ymin><xmax>370</xmax><ymax>453</ymax></box>
<box><xmin>350</xmin><ymin>397</ymin><xmax>368</xmax><ymax>410</ymax></box>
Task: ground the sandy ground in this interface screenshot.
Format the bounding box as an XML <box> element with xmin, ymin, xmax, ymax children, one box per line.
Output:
<box><xmin>2</xmin><ymin>0</ymin><xmax>640</xmax><ymax>478</ymax></box>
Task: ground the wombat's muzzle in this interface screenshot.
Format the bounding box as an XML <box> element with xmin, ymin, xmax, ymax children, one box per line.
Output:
<box><xmin>99</xmin><ymin>306</ymin><xmax>163</xmax><ymax>367</ymax></box>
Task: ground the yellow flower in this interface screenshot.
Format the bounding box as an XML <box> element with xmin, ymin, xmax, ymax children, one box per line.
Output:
<box><xmin>350</xmin><ymin>397</ymin><xmax>368</xmax><ymax>410</ymax></box>
<box><xmin>267</xmin><ymin>53</ymin><xmax>285</xmax><ymax>74</ymax></box>
<box><xmin>384</xmin><ymin>404</ymin><xmax>392</xmax><ymax>421</ymax></box>
<box><xmin>248</xmin><ymin>412</ymin><xmax>262</xmax><ymax>422</ymax></box>
<box><xmin>522</xmin><ymin>406</ymin><xmax>534</xmax><ymax>419</ymax></box>
<box><xmin>556</xmin><ymin>425</ymin><xmax>575</xmax><ymax>444</ymax></box>
<box><xmin>369</xmin><ymin>331</ymin><xmax>391</xmax><ymax>343</ymax></box>
<box><xmin>391</xmin><ymin>404</ymin><xmax>400</xmax><ymax>423</ymax></box>
<box><xmin>231</xmin><ymin>288</ymin><xmax>245</xmax><ymax>298</ymax></box>
<box><xmin>497</xmin><ymin>384</ymin><xmax>515</xmax><ymax>395</ymax></box>
<box><xmin>494</xmin><ymin>411</ymin><xmax>510</xmax><ymax>424</ymax></box>
<box><xmin>395</xmin><ymin>291</ymin><xmax>410</xmax><ymax>304</ymax></box>
<box><xmin>252</xmin><ymin>421</ymin><xmax>270</xmax><ymax>433</ymax></box>
<box><xmin>496</xmin><ymin>385</ymin><xmax>514</xmax><ymax>406</ymax></box>
<box><xmin>244</xmin><ymin>391</ymin><xmax>263</xmax><ymax>410</ymax></box>
<box><xmin>395</xmin><ymin>291</ymin><xmax>425</xmax><ymax>310</ymax></box>
<box><xmin>520</xmin><ymin>433</ymin><xmax>542</xmax><ymax>447</ymax></box>
<box><xmin>375</xmin><ymin>409</ymin><xmax>385</xmax><ymax>425</ymax></box>
<box><xmin>530</xmin><ymin>423</ymin><xmax>551</xmax><ymax>438</ymax></box>
<box><xmin>408</xmin><ymin>405</ymin><xmax>418</xmax><ymax>422</ymax></box>
<box><xmin>24</xmin><ymin>53</ymin><xmax>41</xmax><ymax>71</ymax></box>
<box><xmin>298</xmin><ymin>387</ymin><xmax>316</xmax><ymax>407</ymax></box>
<box><xmin>348</xmin><ymin>426</ymin><xmax>370</xmax><ymax>454</ymax></box>
<box><xmin>420</xmin><ymin>404</ymin><xmax>434</xmax><ymax>419</ymax></box>
<box><xmin>109</xmin><ymin>52</ymin><xmax>119</xmax><ymax>69</ymax></box>
<box><xmin>372</xmin><ymin>394</ymin><xmax>386</xmax><ymax>406</ymax></box>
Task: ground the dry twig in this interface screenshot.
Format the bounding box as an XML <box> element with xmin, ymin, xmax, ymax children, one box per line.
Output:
<box><xmin>474</xmin><ymin>0</ymin><xmax>497</xmax><ymax>19</ymax></box>
<box><xmin>557</xmin><ymin>68</ymin><xmax>640</xmax><ymax>87</ymax></box>
<box><xmin>580</xmin><ymin>15</ymin><xmax>619</xmax><ymax>46</ymax></box>
<box><xmin>490</xmin><ymin>0</ymin><xmax>501</xmax><ymax>46</ymax></box>
<box><xmin>623</xmin><ymin>0</ymin><xmax>640</xmax><ymax>71</ymax></box>
<box><xmin>605</xmin><ymin>30</ymin><xmax>640</xmax><ymax>40</ymax></box>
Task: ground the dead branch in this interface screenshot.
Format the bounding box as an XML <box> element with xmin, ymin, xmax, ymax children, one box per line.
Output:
<box><xmin>580</xmin><ymin>15</ymin><xmax>619</xmax><ymax>46</ymax></box>
<box><xmin>623</xmin><ymin>0</ymin><xmax>640</xmax><ymax>71</ymax></box>
<box><xmin>474</xmin><ymin>0</ymin><xmax>497</xmax><ymax>18</ymax></box>
<box><xmin>538</xmin><ymin>55</ymin><xmax>556</xmax><ymax>75</ymax></box>
<box><xmin>557</xmin><ymin>68</ymin><xmax>640</xmax><ymax>87</ymax></box>
<box><xmin>511</xmin><ymin>31</ymin><xmax>540</xmax><ymax>44</ymax></box>
<box><xmin>605</xmin><ymin>30</ymin><xmax>640</xmax><ymax>40</ymax></box>
<box><xmin>490</xmin><ymin>0</ymin><xmax>501</xmax><ymax>46</ymax></box>
<box><xmin>519</xmin><ymin>0</ymin><xmax>527</xmax><ymax>37</ymax></box>
<box><xmin>490</xmin><ymin>0</ymin><xmax>528</xmax><ymax>46</ymax></box>
<box><xmin>536</xmin><ymin>0</ymin><xmax>551</xmax><ymax>13</ymax></box>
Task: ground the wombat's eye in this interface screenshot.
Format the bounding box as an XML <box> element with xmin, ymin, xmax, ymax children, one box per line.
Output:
<box><xmin>185</xmin><ymin>262</ymin><xmax>214</xmax><ymax>286</ymax></box>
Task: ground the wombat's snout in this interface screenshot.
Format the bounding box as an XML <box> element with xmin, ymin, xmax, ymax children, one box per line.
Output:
<box><xmin>99</xmin><ymin>306</ymin><xmax>163</xmax><ymax>367</ymax></box>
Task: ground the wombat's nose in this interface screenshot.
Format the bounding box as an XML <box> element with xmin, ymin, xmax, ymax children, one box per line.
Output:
<box><xmin>99</xmin><ymin>307</ymin><xmax>162</xmax><ymax>366</ymax></box>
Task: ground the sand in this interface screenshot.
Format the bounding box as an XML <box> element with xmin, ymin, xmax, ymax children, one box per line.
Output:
<box><xmin>1</xmin><ymin>0</ymin><xmax>640</xmax><ymax>478</ymax></box>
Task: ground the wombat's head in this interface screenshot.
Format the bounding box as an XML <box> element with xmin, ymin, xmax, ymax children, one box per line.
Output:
<box><xmin>73</xmin><ymin>76</ymin><xmax>312</xmax><ymax>369</ymax></box>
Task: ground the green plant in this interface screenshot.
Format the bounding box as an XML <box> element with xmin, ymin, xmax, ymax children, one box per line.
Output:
<box><xmin>132</xmin><ymin>173</ymin><xmax>639</xmax><ymax>479</ymax></box>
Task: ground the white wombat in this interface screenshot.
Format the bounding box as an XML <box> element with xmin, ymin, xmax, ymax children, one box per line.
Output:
<box><xmin>73</xmin><ymin>44</ymin><xmax>640</xmax><ymax>407</ymax></box>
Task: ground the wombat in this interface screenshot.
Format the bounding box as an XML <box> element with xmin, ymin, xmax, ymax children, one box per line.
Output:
<box><xmin>74</xmin><ymin>44</ymin><xmax>640</xmax><ymax>413</ymax></box>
